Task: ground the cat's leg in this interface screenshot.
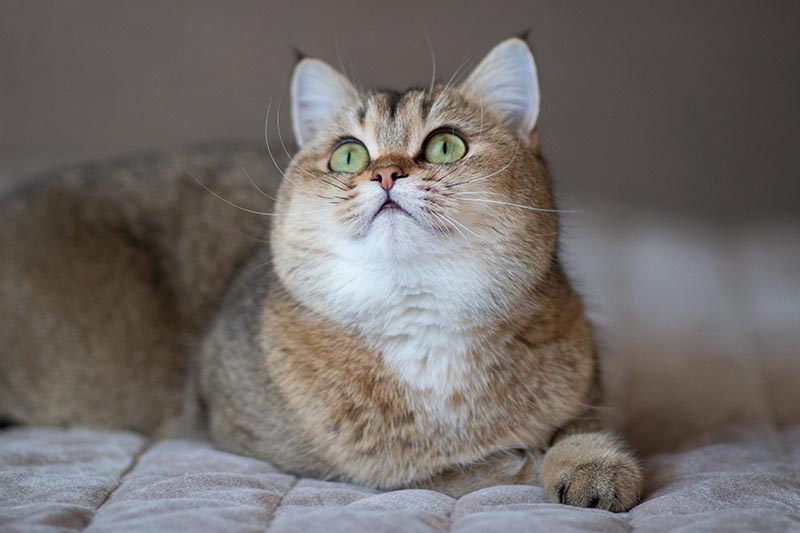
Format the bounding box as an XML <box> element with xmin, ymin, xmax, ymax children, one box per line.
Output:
<box><xmin>412</xmin><ymin>431</ymin><xmax>640</xmax><ymax>511</ymax></box>
<box><xmin>539</xmin><ymin>420</ymin><xmax>642</xmax><ymax>511</ymax></box>
<box><xmin>413</xmin><ymin>447</ymin><xmax>543</xmax><ymax>497</ymax></box>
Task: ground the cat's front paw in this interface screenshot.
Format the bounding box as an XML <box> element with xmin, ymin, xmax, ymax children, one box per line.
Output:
<box><xmin>540</xmin><ymin>432</ymin><xmax>641</xmax><ymax>512</ymax></box>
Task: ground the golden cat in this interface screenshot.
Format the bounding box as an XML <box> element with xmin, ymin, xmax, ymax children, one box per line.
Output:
<box><xmin>0</xmin><ymin>38</ymin><xmax>641</xmax><ymax>510</ymax></box>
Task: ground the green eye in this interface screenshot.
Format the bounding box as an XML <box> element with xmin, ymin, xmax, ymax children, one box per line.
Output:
<box><xmin>329</xmin><ymin>141</ymin><xmax>370</xmax><ymax>173</ymax></box>
<box><xmin>424</xmin><ymin>132</ymin><xmax>467</xmax><ymax>164</ymax></box>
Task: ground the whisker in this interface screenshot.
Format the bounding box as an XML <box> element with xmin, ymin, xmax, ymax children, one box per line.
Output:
<box><xmin>414</xmin><ymin>16</ymin><xmax>436</xmax><ymax>97</ymax></box>
<box><xmin>472</xmin><ymin>92</ymin><xmax>485</xmax><ymax>152</ymax></box>
<box><xmin>275</xmin><ymin>95</ymin><xmax>352</xmax><ymax>191</ymax></box>
<box><xmin>432</xmin><ymin>211</ymin><xmax>468</xmax><ymax>242</ymax></box>
<box><xmin>264</xmin><ymin>99</ymin><xmax>342</xmax><ymax>201</ymax></box>
<box><xmin>324</xmin><ymin>172</ymin><xmax>354</xmax><ymax>189</ymax></box>
<box><xmin>444</xmin><ymin>140</ymin><xmax>521</xmax><ymax>188</ymax></box>
<box><xmin>264</xmin><ymin>99</ymin><xmax>306</xmax><ymax>191</ymax></box>
<box><xmin>426</xmin><ymin>208</ymin><xmax>450</xmax><ymax>235</ymax></box>
<box><xmin>184</xmin><ymin>167</ymin><xmax>330</xmax><ymax>218</ymax></box>
<box><xmin>428</xmin><ymin>211</ymin><xmax>446</xmax><ymax>234</ymax></box>
<box><xmin>334</xmin><ymin>38</ymin><xmax>364</xmax><ymax>93</ymax></box>
<box><xmin>429</xmin><ymin>211</ymin><xmax>461</xmax><ymax>249</ymax></box>
<box><xmin>335</xmin><ymin>36</ymin><xmax>350</xmax><ymax>84</ymax></box>
<box><xmin>431</xmin><ymin>209</ymin><xmax>490</xmax><ymax>244</ymax></box>
<box><xmin>276</xmin><ymin>93</ymin><xmax>299</xmax><ymax>163</ymax></box>
<box><xmin>318</xmin><ymin>177</ymin><xmax>347</xmax><ymax>191</ymax></box>
<box><xmin>441</xmin><ymin>213</ymin><xmax>493</xmax><ymax>243</ymax></box>
<box><xmin>431</xmin><ymin>52</ymin><xmax>474</xmax><ymax>114</ymax></box>
<box><xmin>348</xmin><ymin>55</ymin><xmax>365</xmax><ymax>94</ymax></box>
<box><xmin>453</xmin><ymin>196</ymin><xmax>577</xmax><ymax>214</ymax></box>
<box><xmin>184</xmin><ymin>168</ymin><xmax>281</xmax><ymax>217</ymax></box>
<box><xmin>253</xmin><ymin>256</ymin><xmax>275</xmax><ymax>273</ymax></box>
<box><xmin>231</xmin><ymin>148</ymin><xmax>278</xmax><ymax>202</ymax></box>
<box><xmin>232</xmin><ymin>227</ymin><xmax>271</xmax><ymax>244</ymax></box>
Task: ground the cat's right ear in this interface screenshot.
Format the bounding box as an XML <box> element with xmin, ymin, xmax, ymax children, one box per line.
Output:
<box><xmin>291</xmin><ymin>59</ymin><xmax>357</xmax><ymax>147</ymax></box>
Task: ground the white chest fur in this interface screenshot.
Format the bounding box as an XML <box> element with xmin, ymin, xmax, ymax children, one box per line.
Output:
<box><xmin>366</xmin><ymin>287</ymin><xmax>479</xmax><ymax>392</ymax></box>
<box><xmin>334</xmin><ymin>248</ymin><xmax>505</xmax><ymax>403</ymax></box>
<box><xmin>357</xmin><ymin>276</ymin><xmax>489</xmax><ymax>426</ymax></box>
<box><xmin>278</xmin><ymin>211</ymin><xmax>514</xmax><ymax>413</ymax></box>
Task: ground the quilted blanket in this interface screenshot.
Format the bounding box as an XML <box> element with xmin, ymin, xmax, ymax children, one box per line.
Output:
<box><xmin>2</xmin><ymin>211</ymin><xmax>799</xmax><ymax>532</ymax></box>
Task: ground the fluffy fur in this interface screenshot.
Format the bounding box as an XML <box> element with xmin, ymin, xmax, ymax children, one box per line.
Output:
<box><xmin>0</xmin><ymin>38</ymin><xmax>642</xmax><ymax>510</ymax></box>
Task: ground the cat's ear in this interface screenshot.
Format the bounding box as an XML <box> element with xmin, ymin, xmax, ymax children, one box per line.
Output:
<box><xmin>461</xmin><ymin>38</ymin><xmax>540</xmax><ymax>147</ymax></box>
<box><xmin>291</xmin><ymin>59</ymin><xmax>357</xmax><ymax>147</ymax></box>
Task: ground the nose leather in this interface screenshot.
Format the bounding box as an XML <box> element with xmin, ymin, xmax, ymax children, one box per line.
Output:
<box><xmin>370</xmin><ymin>165</ymin><xmax>407</xmax><ymax>191</ymax></box>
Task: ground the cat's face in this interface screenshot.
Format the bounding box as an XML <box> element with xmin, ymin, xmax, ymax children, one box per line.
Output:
<box><xmin>271</xmin><ymin>39</ymin><xmax>559</xmax><ymax>327</ymax></box>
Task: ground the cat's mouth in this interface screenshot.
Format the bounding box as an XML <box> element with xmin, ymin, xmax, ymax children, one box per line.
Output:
<box><xmin>375</xmin><ymin>199</ymin><xmax>412</xmax><ymax>219</ymax></box>
<box><xmin>379</xmin><ymin>199</ymin><xmax>402</xmax><ymax>212</ymax></box>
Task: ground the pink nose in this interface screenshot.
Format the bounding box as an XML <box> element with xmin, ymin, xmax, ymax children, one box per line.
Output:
<box><xmin>370</xmin><ymin>165</ymin><xmax>407</xmax><ymax>191</ymax></box>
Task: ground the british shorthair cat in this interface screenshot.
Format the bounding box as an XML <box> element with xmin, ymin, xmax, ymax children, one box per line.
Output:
<box><xmin>0</xmin><ymin>38</ymin><xmax>641</xmax><ymax>510</ymax></box>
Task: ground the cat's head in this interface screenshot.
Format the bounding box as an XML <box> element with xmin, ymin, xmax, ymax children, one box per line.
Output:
<box><xmin>271</xmin><ymin>38</ymin><xmax>560</xmax><ymax>327</ymax></box>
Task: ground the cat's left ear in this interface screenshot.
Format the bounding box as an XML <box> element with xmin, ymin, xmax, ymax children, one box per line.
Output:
<box><xmin>461</xmin><ymin>38</ymin><xmax>540</xmax><ymax>148</ymax></box>
<box><xmin>291</xmin><ymin>58</ymin><xmax>357</xmax><ymax>147</ymax></box>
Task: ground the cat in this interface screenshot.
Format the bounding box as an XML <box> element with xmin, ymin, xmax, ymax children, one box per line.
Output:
<box><xmin>0</xmin><ymin>38</ymin><xmax>642</xmax><ymax>510</ymax></box>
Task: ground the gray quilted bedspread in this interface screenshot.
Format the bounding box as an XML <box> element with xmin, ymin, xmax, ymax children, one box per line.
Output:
<box><xmin>2</xmin><ymin>211</ymin><xmax>798</xmax><ymax>532</ymax></box>
<box><xmin>1</xmin><ymin>425</ymin><xmax>799</xmax><ymax>532</ymax></box>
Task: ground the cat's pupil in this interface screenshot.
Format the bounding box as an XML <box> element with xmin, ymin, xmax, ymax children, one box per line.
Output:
<box><xmin>443</xmin><ymin>142</ymin><xmax>448</xmax><ymax>155</ymax></box>
<box><xmin>347</xmin><ymin>151</ymin><xmax>351</xmax><ymax>165</ymax></box>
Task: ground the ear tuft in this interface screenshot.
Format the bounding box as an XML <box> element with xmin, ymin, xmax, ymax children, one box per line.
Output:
<box><xmin>461</xmin><ymin>38</ymin><xmax>540</xmax><ymax>142</ymax></box>
<box><xmin>290</xmin><ymin>59</ymin><xmax>356</xmax><ymax>147</ymax></box>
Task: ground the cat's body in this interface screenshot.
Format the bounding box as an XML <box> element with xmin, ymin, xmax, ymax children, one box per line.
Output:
<box><xmin>200</xmin><ymin>213</ymin><xmax>598</xmax><ymax>490</ymax></box>
<box><xmin>0</xmin><ymin>39</ymin><xmax>642</xmax><ymax>510</ymax></box>
<box><xmin>0</xmin><ymin>144</ymin><xmax>273</xmax><ymax>434</ymax></box>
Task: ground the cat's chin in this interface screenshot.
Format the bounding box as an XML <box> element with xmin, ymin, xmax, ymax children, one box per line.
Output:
<box><xmin>370</xmin><ymin>211</ymin><xmax>416</xmax><ymax>235</ymax></box>
<box><xmin>363</xmin><ymin>212</ymin><xmax>435</xmax><ymax>257</ymax></box>
<box><xmin>364</xmin><ymin>199</ymin><xmax>420</xmax><ymax>242</ymax></box>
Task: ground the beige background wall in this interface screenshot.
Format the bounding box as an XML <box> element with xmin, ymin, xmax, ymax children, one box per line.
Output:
<box><xmin>2</xmin><ymin>1</ymin><xmax>799</xmax><ymax>218</ymax></box>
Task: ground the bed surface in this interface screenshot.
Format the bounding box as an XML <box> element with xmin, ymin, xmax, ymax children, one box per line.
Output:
<box><xmin>1</xmin><ymin>425</ymin><xmax>799</xmax><ymax>532</ymax></box>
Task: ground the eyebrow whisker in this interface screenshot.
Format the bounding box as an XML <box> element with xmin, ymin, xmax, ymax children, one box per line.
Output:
<box><xmin>431</xmin><ymin>52</ymin><xmax>474</xmax><ymax>115</ymax></box>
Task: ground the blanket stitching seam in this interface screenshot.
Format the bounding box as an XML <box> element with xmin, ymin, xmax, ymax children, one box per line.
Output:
<box><xmin>445</xmin><ymin>496</ymin><xmax>455</xmax><ymax>532</ymax></box>
<box><xmin>81</xmin><ymin>437</ymin><xmax>153</xmax><ymax>532</ymax></box>
<box><xmin>265</xmin><ymin>475</ymin><xmax>300</xmax><ymax>532</ymax></box>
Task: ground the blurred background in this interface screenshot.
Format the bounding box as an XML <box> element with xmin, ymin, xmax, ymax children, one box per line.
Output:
<box><xmin>1</xmin><ymin>1</ymin><xmax>798</xmax><ymax>451</ymax></box>
<box><xmin>2</xmin><ymin>0</ymin><xmax>800</xmax><ymax>218</ymax></box>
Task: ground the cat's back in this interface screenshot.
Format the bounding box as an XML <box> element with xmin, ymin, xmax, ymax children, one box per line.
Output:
<box><xmin>0</xmin><ymin>142</ymin><xmax>278</xmax><ymax>434</ymax></box>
